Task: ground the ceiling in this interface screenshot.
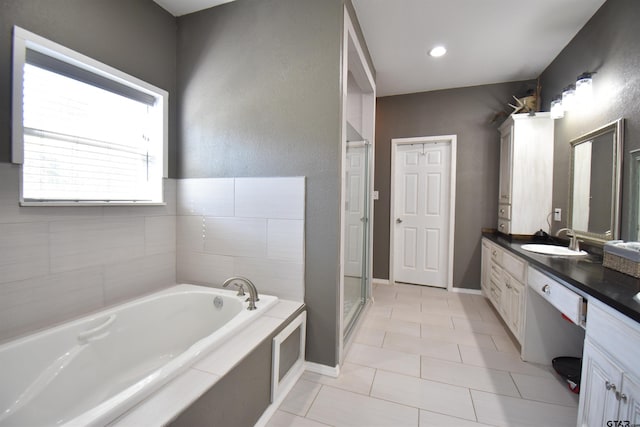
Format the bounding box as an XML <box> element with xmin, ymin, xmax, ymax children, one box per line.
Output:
<box><xmin>153</xmin><ymin>0</ymin><xmax>234</xmax><ymax>17</ymax></box>
<box><xmin>154</xmin><ymin>0</ymin><xmax>607</xmax><ymax>97</ymax></box>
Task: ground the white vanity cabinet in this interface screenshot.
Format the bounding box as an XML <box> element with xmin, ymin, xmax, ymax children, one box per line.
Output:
<box><xmin>578</xmin><ymin>300</ymin><xmax>640</xmax><ymax>427</ymax></box>
<box><xmin>497</xmin><ymin>113</ymin><xmax>554</xmax><ymax>235</ymax></box>
<box><xmin>481</xmin><ymin>237</ymin><xmax>525</xmax><ymax>342</ymax></box>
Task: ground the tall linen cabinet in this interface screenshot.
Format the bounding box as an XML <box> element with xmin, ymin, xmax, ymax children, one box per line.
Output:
<box><xmin>497</xmin><ymin>113</ymin><xmax>554</xmax><ymax>235</ymax></box>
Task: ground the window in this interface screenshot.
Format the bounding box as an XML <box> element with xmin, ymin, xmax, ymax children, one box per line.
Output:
<box><xmin>12</xmin><ymin>27</ymin><xmax>168</xmax><ymax>205</ymax></box>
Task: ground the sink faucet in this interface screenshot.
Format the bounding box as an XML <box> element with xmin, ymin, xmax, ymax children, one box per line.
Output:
<box><xmin>222</xmin><ymin>276</ymin><xmax>259</xmax><ymax>310</ymax></box>
<box><xmin>556</xmin><ymin>228</ymin><xmax>581</xmax><ymax>252</ymax></box>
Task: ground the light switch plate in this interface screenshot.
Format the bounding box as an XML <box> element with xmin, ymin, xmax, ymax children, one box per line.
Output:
<box><xmin>554</xmin><ymin>208</ymin><xmax>561</xmax><ymax>222</ymax></box>
<box><xmin>373</xmin><ymin>190</ymin><xmax>379</xmax><ymax>200</ymax></box>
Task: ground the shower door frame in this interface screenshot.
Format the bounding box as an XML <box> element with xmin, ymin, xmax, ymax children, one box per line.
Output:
<box><xmin>338</xmin><ymin>6</ymin><xmax>376</xmax><ymax>367</ymax></box>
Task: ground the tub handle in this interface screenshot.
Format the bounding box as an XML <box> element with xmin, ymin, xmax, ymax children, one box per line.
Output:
<box><xmin>77</xmin><ymin>315</ymin><xmax>116</xmax><ymax>343</ymax></box>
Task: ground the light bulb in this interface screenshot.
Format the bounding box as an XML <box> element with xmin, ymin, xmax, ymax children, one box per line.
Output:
<box><xmin>576</xmin><ymin>72</ymin><xmax>593</xmax><ymax>105</ymax></box>
<box><xmin>562</xmin><ymin>84</ymin><xmax>576</xmax><ymax>111</ymax></box>
<box><xmin>429</xmin><ymin>46</ymin><xmax>447</xmax><ymax>58</ymax></box>
<box><xmin>550</xmin><ymin>96</ymin><xmax>564</xmax><ymax>120</ymax></box>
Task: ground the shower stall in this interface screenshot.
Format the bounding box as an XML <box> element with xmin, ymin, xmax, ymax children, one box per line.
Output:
<box><xmin>343</xmin><ymin>136</ymin><xmax>371</xmax><ymax>336</ymax></box>
<box><xmin>339</xmin><ymin>7</ymin><xmax>376</xmax><ymax>357</ymax></box>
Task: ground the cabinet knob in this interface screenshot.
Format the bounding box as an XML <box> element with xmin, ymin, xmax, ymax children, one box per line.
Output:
<box><xmin>542</xmin><ymin>284</ymin><xmax>550</xmax><ymax>295</ymax></box>
<box><xmin>492</xmin><ymin>250</ymin><xmax>497</xmax><ymax>256</ymax></box>
<box><xmin>396</xmin><ymin>218</ymin><xmax>403</xmax><ymax>224</ymax></box>
<box><xmin>606</xmin><ymin>381</ymin><xmax>616</xmax><ymax>391</ymax></box>
<box><xmin>499</xmin><ymin>209</ymin><xmax>505</xmax><ymax>214</ymax></box>
<box><xmin>615</xmin><ymin>391</ymin><xmax>627</xmax><ymax>402</ymax></box>
<box><xmin>499</xmin><ymin>223</ymin><xmax>505</xmax><ymax>229</ymax></box>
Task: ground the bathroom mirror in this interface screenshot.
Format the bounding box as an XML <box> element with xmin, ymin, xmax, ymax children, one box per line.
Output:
<box><xmin>568</xmin><ymin>118</ymin><xmax>624</xmax><ymax>244</ymax></box>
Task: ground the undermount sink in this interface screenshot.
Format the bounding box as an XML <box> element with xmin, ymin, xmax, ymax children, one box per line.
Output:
<box><xmin>521</xmin><ymin>244</ymin><xmax>588</xmax><ymax>257</ymax></box>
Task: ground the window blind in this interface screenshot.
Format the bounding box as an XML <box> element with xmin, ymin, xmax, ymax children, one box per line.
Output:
<box><xmin>22</xmin><ymin>61</ymin><xmax>159</xmax><ymax>202</ymax></box>
<box><xmin>26</xmin><ymin>49</ymin><xmax>157</xmax><ymax>106</ymax></box>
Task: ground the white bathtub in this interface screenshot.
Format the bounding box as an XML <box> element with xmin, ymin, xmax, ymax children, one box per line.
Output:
<box><xmin>0</xmin><ymin>284</ymin><xmax>277</xmax><ymax>427</ymax></box>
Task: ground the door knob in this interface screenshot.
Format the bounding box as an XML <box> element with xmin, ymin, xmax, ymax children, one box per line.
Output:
<box><xmin>396</xmin><ymin>218</ymin><xmax>403</xmax><ymax>224</ymax></box>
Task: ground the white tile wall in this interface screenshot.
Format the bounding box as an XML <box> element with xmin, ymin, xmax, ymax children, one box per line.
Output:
<box><xmin>0</xmin><ymin>163</ymin><xmax>177</xmax><ymax>343</ymax></box>
<box><xmin>0</xmin><ymin>222</ymin><xmax>49</xmax><ymax>284</ymax></box>
<box><xmin>235</xmin><ymin>177</ymin><xmax>305</xmax><ymax>219</ymax></box>
<box><xmin>176</xmin><ymin>251</ymin><xmax>234</xmax><ymax>286</ymax></box>
<box><xmin>104</xmin><ymin>252</ymin><xmax>176</xmax><ymax>305</ymax></box>
<box><xmin>0</xmin><ymin>267</ymin><xmax>104</xmax><ymax>340</ymax></box>
<box><xmin>49</xmin><ymin>217</ymin><xmax>146</xmax><ymax>273</ymax></box>
<box><xmin>177</xmin><ymin>216</ymin><xmax>205</xmax><ymax>252</ymax></box>
<box><xmin>0</xmin><ymin>167</ymin><xmax>305</xmax><ymax>343</ymax></box>
<box><xmin>267</xmin><ymin>219</ymin><xmax>304</xmax><ymax>262</ymax></box>
<box><xmin>177</xmin><ymin>178</ymin><xmax>234</xmax><ymax>217</ymax></box>
<box><xmin>204</xmin><ymin>217</ymin><xmax>267</xmax><ymax>257</ymax></box>
<box><xmin>176</xmin><ymin>177</ymin><xmax>305</xmax><ymax>302</ymax></box>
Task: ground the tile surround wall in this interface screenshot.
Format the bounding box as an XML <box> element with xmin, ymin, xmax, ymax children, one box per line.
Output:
<box><xmin>176</xmin><ymin>177</ymin><xmax>305</xmax><ymax>302</ymax></box>
<box><xmin>0</xmin><ymin>163</ymin><xmax>177</xmax><ymax>343</ymax></box>
<box><xmin>0</xmin><ymin>168</ymin><xmax>305</xmax><ymax>343</ymax></box>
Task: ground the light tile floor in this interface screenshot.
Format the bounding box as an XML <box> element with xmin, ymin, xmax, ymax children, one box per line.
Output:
<box><xmin>267</xmin><ymin>283</ymin><xmax>579</xmax><ymax>427</ymax></box>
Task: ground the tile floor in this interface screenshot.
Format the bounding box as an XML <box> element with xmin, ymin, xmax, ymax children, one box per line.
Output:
<box><xmin>267</xmin><ymin>282</ymin><xmax>580</xmax><ymax>427</ymax></box>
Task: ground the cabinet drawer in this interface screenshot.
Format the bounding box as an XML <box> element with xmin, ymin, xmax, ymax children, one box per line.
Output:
<box><xmin>489</xmin><ymin>276</ymin><xmax>503</xmax><ymax>309</ymax></box>
<box><xmin>498</xmin><ymin>204</ymin><xmax>511</xmax><ymax>220</ymax></box>
<box><xmin>490</xmin><ymin>263</ymin><xmax>502</xmax><ymax>282</ymax></box>
<box><xmin>528</xmin><ymin>267</ymin><xmax>583</xmax><ymax>325</ymax></box>
<box><xmin>586</xmin><ymin>300</ymin><xmax>640</xmax><ymax>371</ymax></box>
<box><xmin>489</xmin><ymin>244</ymin><xmax>502</xmax><ymax>264</ymax></box>
<box><xmin>498</xmin><ymin>219</ymin><xmax>511</xmax><ymax>234</ymax></box>
<box><xmin>502</xmin><ymin>250</ymin><xmax>525</xmax><ymax>283</ymax></box>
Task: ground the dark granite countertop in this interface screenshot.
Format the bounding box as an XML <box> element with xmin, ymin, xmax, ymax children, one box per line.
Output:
<box><xmin>482</xmin><ymin>231</ymin><xmax>640</xmax><ymax>324</ymax></box>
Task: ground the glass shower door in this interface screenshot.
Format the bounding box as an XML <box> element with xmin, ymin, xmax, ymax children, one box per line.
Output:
<box><xmin>343</xmin><ymin>139</ymin><xmax>371</xmax><ymax>337</ymax></box>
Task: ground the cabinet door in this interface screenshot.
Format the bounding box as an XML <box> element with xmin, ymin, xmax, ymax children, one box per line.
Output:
<box><xmin>498</xmin><ymin>126</ymin><xmax>513</xmax><ymax>204</ymax></box>
<box><xmin>507</xmin><ymin>278</ymin><xmax>524</xmax><ymax>341</ymax></box>
<box><xmin>481</xmin><ymin>240</ymin><xmax>491</xmax><ymax>297</ymax></box>
<box><xmin>578</xmin><ymin>340</ymin><xmax>622</xmax><ymax>427</ymax></box>
<box><xmin>619</xmin><ymin>373</ymin><xmax>640</xmax><ymax>426</ymax></box>
<box><xmin>488</xmin><ymin>265</ymin><xmax>503</xmax><ymax>312</ymax></box>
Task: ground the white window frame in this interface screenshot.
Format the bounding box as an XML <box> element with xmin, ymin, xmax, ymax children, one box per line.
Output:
<box><xmin>12</xmin><ymin>26</ymin><xmax>169</xmax><ymax>206</ymax></box>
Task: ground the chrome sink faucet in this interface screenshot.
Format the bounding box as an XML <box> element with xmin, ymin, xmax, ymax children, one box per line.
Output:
<box><xmin>222</xmin><ymin>276</ymin><xmax>259</xmax><ymax>310</ymax></box>
<box><xmin>556</xmin><ymin>228</ymin><xmax>581</xmax><ymax>252</ymax></box>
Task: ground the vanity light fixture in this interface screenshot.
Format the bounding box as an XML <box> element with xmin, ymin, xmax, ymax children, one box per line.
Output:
<box><xmin>575</xmin><ymin>72</ymin><xmax>594</xmax><ymax>104</ymax></box>
<box><xmin>562</xmin><ymin>84</ymin><xmax>576</xmax><ymax>111</ymax></box>
<box><xmin>550</xmin><ymin>96</ymin><xmax>564</xmax><ymax>120</ymax></box>
<box><xmin>548</xmin><ymin>72</ymin><xmax>595</xmax><ymax>119</ymax></box>
<box><xmin>429</xmin><ymin>46</ymin><xmax>447</xmax><ymax>58</ymax></box>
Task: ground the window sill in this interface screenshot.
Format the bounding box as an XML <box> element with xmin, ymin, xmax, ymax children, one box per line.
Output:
<box><xmin>19</xmin><ymin>201</ymin><xmax>166</xmax><ymax>207</ymax></box>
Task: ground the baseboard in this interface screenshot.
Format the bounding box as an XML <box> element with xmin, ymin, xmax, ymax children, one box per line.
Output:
<box><xmin>305</xmin><ymin>361</ymin><xmax>340</xmax><ymax>378</ymax></box>
<box><xmin>450</xmin><ymin>287</ymin><xmax>482</xmax><ymax>295</ymax></box>
<box><xmin>372</xmin><ymin>278</ymin><xmax>390</xmax><ymax>286</ymax></box>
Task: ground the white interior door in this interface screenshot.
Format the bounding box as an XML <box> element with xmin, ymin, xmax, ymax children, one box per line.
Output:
<box><xmin>344</xmin><ymin>144</ymin><xmax>366</xmax><ymax>277</ymax></box>
<box><xmin>393</xmin><ymin>141</ymin><xmax>451</xmax><ymax>287</ymax></box>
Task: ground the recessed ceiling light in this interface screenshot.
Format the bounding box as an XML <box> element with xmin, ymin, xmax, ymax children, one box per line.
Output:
<box><xmin>429</xmin><ymin>46</ymin><xmax>447</xmax><ymax>58</ymax></box>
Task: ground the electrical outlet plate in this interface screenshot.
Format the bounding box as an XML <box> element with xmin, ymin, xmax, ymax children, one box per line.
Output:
<box><xmin>554</xmin><ymin>208</ymin><xmax>562</xmax><ymax>222</ymax></box>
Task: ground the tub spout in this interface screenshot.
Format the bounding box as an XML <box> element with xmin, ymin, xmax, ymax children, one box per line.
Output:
<box><xmin>222</xmin><ymin>277</ymin><xmax>259</xmax><ymax>310</ymax></box>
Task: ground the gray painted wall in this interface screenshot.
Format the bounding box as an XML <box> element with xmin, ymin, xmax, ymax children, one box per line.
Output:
<box><xmin>373</xmin><ymin>81</ymin><xmax>536</xmax><ymax>288</ymax></box>
<box><xmin>539</xmin><ymin>0</ymin><xmax>640</xmax><ymax>240</ymax></box>
<box><xmin>170</xmin><ymin>333</ymin><xmax>272</xmax><ymax>427</ymax></box>
<box><xmin>0</xmin><ymin>0</ymin><xmax>178</xmax><ymax>176</ymax></box>
<box><xmin>176</xmin><ymin>0</ymin><xmax>345</xmax><ymax>366</ymax></box>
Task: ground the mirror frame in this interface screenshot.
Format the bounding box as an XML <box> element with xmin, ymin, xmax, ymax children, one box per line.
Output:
<box><xmin>568</xmin><ymin>118</ymin><xmax>624</xmax><ymax>244</ymax></box>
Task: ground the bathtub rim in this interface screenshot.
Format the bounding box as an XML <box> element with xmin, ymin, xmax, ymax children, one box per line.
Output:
<box><xmin>0</xmin><ymin>284</ymin><xmax>271</xmax><ymax>351</ymax></box>
<box><xmin>111</xmin><ymin>299</ymin><xmax>306</xmax><ymax>427</ymax></box>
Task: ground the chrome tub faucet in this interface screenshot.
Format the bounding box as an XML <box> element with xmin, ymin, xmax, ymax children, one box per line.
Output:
<box><xmin>222</xmin><ymin>276</ymin><xmax>260</xmax><ymax>310</ymax></box>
